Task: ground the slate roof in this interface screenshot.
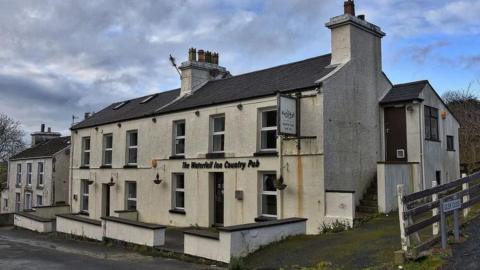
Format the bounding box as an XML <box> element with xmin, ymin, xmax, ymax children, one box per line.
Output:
<box><xmin>71</xmin><ymin>54</ymin><xmax>334</xmax><ymax>130</ymax></box>
<box><xmin>10</xmin><ymin>136</ymin><xmax>71</xmax><ymax>161</ymax></box>
<box><xmin>380</xmin><ymin>80</ymin><xmax>428</xmax><ymax>104</ymax></box>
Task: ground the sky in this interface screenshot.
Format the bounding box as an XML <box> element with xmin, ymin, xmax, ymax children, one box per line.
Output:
<box><xmin>0</xmin><ymin>0</ymin><xmax>479</xmax><ymax>139</ymax></box>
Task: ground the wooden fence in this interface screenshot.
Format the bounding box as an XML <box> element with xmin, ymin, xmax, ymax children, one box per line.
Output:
<box><xmin>397</xmin><ymin>171</ymin><xmax>480</xmax><ymax>257</ymax></box>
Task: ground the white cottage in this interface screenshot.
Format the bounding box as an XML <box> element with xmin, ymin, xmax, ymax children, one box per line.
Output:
<box><xmin>66</xmin><ymin>1</ymin><xmax>459</xmax><ymax>236</ymax></box>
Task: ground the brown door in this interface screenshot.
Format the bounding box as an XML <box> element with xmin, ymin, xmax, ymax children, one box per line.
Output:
<box><xmin>384</xmin><ymin>106</ymin><xmax>407</xmax><ymax>162</ymax></box>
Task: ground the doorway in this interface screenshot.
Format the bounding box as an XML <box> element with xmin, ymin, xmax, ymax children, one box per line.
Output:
<box><xmin>102</xmin><ymin>184</ymin><xmax>111</xmax><ymax>217</ymax></box>
<box><xmin>384</xmin><ymin>106</ymin><xmax>408</xmax><ymax>162</ymax></box>
<box><xmin>213</xmin><ymin>172</ymin><xmax>224</xmax><ymax>226</ymax></box>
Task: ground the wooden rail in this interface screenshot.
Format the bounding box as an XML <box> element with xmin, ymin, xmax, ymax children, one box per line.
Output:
<box><xmin>397</xmin><ymin>171</ymin><xmax>480</xmax><ymax>256</ymax></box>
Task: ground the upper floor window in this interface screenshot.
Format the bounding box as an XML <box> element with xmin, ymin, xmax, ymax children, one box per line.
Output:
<box><xmin>26</xmin><ymin>163</ymin><xmax>32</xmax><ymax>186</ymax></box>
<box><xmin>81</xmin><ymin>137</ymin><xmax>91</xmax><ymax>166</ymax></box>
<box><xmin>126</xmin><ymin>181</ymin><xmax>137</xmax><ymax>211</ymax></box>
<box><xmin>261</xmin><ymin>172</ymin><xmax>277</xmax><ymax>217</ymax></box>
<box><xmin>260</xmin><ymin>110</ymin><xmax>277</xmax><ymax>151</ymax></box>
<box><xmin>447</xmin><ymin>135</ymin><xmax>455</xmax><ymax>151</ymax></box>
<box><xmin>16</xmin><ymin>164</ymin><xmax>22</xmax><ymax>185</ymax></box>
<box><xmin>210</xmin><ymin>115</ymin><xmax>225</xmax><ymax>153</ymax></box>
<box><xmin>37</xmin><ymin>162</ymin><xmax>44</xmax><ymax>186</ymax></box>
<box><xmin>425</xmin><ymin>106</ymin><xmax>439</xmax><ymax>141</ymax></box>
<box><xmin>126</xmin><ymin>131</ymin><xmax>138</xmax><ymax>165</ymax></box>
<box><xmin>103</xmin><ymin>134</ymin><xmax>113</xmax><ymax>166</ymax></box>
<box><xmin>173</xmin><ymin>121</ymin><xmax>186</xmax><ymax>156</ymax></box>
<box><xmin>172</xmin><ymin>173</ymin><xmax>185</xmax><ymax>210</ymax></box>
<box><xmin>81</xmin><ymin>180</ymin><xmax>89</xmax><ymax>212</ymax></box>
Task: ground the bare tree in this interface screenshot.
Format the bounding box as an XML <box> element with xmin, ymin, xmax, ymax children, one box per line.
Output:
<box><xmin>0</xmin><ymin>113</ymin><xmax>26</xmax><ymax>191</ymax></box>
<box><xmin>443</xmin><ymin>85</ymin><xmax>480</xmax><ymax>174</ymax></box>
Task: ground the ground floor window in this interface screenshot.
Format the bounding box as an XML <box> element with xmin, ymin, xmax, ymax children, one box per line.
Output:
<box><xmin>15</xmin><ymin>193</ymin><xmax>20</xmax><ymax>212</ymax></box>
<box><xmin>261</xmin><ymin>172</ymin><xmax>277</xmax><ymax>217</ymax></box>
<box><xmin>81</xmin><ymin>180</ymin><xmax>89</xmax><ymax>212</ymax></box>
<box><xmin>172</xmin><ymin>173</ymin><xmax>185</xmax><ymax>210</ymax></box>
<box><xmin>126</xmin><ymin>181</ymin><xmax>137</xmax><ymax>211</ymax></box>
<box><xmin>24</xmin><ymin>193</ymin><xmax>32</xmax><ymax>210</ymax></box>
<box><xmin>36</xmin><ymin>195</ymin><xmax>43</xmax><ymax>206</ymax></box>
<box><xmin>3</xmin><ymin>198</ymin><xmax>8</xmax><ymax>209</ymax></box>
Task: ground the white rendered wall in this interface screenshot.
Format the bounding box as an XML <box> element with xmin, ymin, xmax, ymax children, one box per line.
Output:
<box><xmin>324</xmin><ymin>192</ymin><xmax>355</xmax><ymax>226</ymax></box>
<box><xmin>56</xmin><ymin>216</ymin><xmax>103</xmax><ymax>241</ymax></box>
<box><xmin>103</xmin><ymin>220</ymin><xmax>164</xmax><ymax>247</ymax></box>
<box><xmin>14</xmin><ymin>214</ymin><xmax>53</xmax><ymax>233</ymax></box>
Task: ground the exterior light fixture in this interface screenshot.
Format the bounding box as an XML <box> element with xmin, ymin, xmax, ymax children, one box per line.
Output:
<box><xmin>107</xmin><ymin>176</ymin><xmax>115</xmax><ymax>187</ymax></box>
<box><xmin>87</xmin><ymin>180</ymin><xmax>94</xmax><ymax>185</ymax></box>
<box><xmin>152</xmin><ymin>117</ymin><xmax>157</xmax><ymax>123</ymax></box>
<box><xmin>117</xmin><ymin>123</ymin><xmax>122</xmax><ymax>128</ymax></box>
<box><xmin>153</xmin><ymin>173</ymin><xmax>162</xmax><ymax>184</ymax></box>
<box><xmin>237</xmin><ymin>104</ymin><xmax>243</xmax><ymax>110</ymax></box>
<box><xmin>406</xmin><ymin>105</ymin><xmax>414</xmax><ymax>112</ymax></box>
<box><xmin>273</xmin><ymin>175</ymin><xmax>287</xmax><ymax>190</ymax></box>
<box><xmin>195</xmin><ymin>110</ymin><xmax>200</xmax><ymax>116</ymax></box>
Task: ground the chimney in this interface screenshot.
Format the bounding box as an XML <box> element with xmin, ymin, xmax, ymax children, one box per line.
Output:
<box><xmin>344</xmin><ymin>0</ymin><xmax>355</xmax><ymax>16</ymax></box>
<box><xmin>41</xmin><ymin>124</ymin><xmax>45</xmax><ymax>132</ymax></box>
<box><xmin>47</xmin><ymin>127</ymin><xmax>51</xmax><ymax>133</ymax></box>
<box><xmin>326</xmin><ymin>1</ymin><xmax>385</xmax><ymax>68</ymax></box>
<box><xmin>84</xmin><ymin>112</ymin><xmax>90</xmax><ymax>120</ymax></box>
<box><xmin>31</xmin><ymin>125</ymin><xmax>61</xmax><ymax>146</ymax></box>
<box><xmin>179</xmin><ymin>48</ymin><xmax>229</xmax><ymax>96</ymax></box>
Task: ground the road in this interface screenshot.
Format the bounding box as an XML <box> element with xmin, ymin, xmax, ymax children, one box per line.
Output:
<box><xmin>0</xmin><ymin>227</ymin><xmax>221</xmax><ymax>270</ymax></box>
<box><xmin>445</xmin><ymin>215</ymin><xmax>480</xmax><ymax>270</ymax></box>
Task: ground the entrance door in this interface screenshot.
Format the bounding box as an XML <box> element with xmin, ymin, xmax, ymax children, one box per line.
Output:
<box><xmin>102</xmin><ymin>184</ymin><xmax>111</xmax><ymax>217</ymax></box>
<box><xmin>213</xmin><ymin>172</ymin><xmax>224</xmax><ymax>226</ymax></box>
<box><xmin>384</xmin><ymin>106</ymin><xmax>408</xmax><ymax>162</ymax></box>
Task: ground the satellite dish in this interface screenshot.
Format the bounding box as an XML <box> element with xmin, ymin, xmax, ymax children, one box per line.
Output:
<box><xmin>274</xmin><ymin>175</ymin><xmax>287</xmax><ymax>190</ymax></box>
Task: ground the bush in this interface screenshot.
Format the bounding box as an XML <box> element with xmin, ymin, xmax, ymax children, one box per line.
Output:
<box><xmin>229</xmin><ymin>257</ymin><xmax>248</xmax><ymax>270</ymax></box>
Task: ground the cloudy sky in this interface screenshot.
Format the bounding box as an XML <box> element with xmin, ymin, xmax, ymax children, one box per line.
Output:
<box><xmin>0</xmin><ymin>0</ymin><xmax>479</xmax><ymax>139</ymax></box>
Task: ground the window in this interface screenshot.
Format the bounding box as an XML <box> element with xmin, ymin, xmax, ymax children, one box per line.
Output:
<box><xmin>24</xmin><ymin>193</ymin><xmax>32</xmax><ymax>210</ymax></box>
<box><xmin>36</xmin><ymin>195</ymin><xmax>43</xmax><ymax>206</ymax></box>
<box><xmin>424</xmin><ymin>106</ymin><xmax>439</xmax><ymax>141</ymax></box>
<box><xmin>260</xmin><ymin>110</ymin><xmax>277</xmax><ymax>150</ymax></box>
<box><xmin>447</xmin><ymin>136</ymin><xmax>455</xmax><ymax>151</ymax></box>
<box><xmin>140</xmin><ymin>94</ymin><xmax>157</xmax><ymax>104</ymax></box>
<box><xmin>173</xmin><ymin>121</ymin><xmax>186</xmax><ymax>155</ymax></box>
<box><xmin>3</xmin><ymin>198</ymin><xmax>7</xmax><ymax>209</ymax></box>
<box><xmin>103</xmin><ymin>134</ymin><xmax>113</xmax><ymax>166</ymax></box>
<box><xmin>211</xmin><ymin>116</ymin><xmax>225</xmax><ymax>152</ymax></box>
<box><xmin>81</xmin><ymin>180</ymin><xmax>89</xmax><ymax>212</ymax></box>
<box><xmin>172</xmin><ymin>174</ymin><xmax>185</xmax><ymax>210</ymax></box>
<box><xmin>261</xmin><ymin>173</ymin><xmax>277</xmax><ymax>217</ymax></box>
<box><xmin>126</xmin><ymin>131</ymin><xmax>138</xmax><ymax>165</ymax></box>
<box><xmin>436</xmin><ymin>171</ymin><xmax>442</xmax><ymax>186</ymax></box>
<box><xmin>15</xmin><ymin>193</ymin><xmax>20</xmax><ymax>212</ymax></box>
<box><xmin>37</xmin><ymin>162</ymin><xmax>44</xmax><ymax>186</ymax></box>
<box><xmin>113</xmin><ymin>101</ymin><xmax>128</xmax><ymax>110</ymax></box>
<box><xmin>81</xmin><ymin>137</ymin><xmax>91</xmax><ymax>166</ymax></box>
<box><xmin>16</xmin><ymin>164</ymin><xmax>22</xmax><ymax>185</ymax></box>
<box><xmin>126</xmin><ymin>182</ymin><xmax>137</xmax><ymax>211</ymax></box>
<box><xmin>26</xmin><ymin>163</ymin><xmax>32</xmax><ymax>186</ymax></box>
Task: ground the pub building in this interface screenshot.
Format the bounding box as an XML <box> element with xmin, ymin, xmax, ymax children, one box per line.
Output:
<box><xmin>69</xmin><ymin>0</ymin><xmax>460</xmax><ymax>234</ymax></box>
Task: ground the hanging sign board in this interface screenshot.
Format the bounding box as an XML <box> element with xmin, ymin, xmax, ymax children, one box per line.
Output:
<box><xmin>443</xmin><ymin>199</ymin><xmax>461</xmax><ymax>213</ymax></box>
<box><xmin>277</xmin><ymin>94</ymin><xmax>298</xmax><ymax>136</ymax></box>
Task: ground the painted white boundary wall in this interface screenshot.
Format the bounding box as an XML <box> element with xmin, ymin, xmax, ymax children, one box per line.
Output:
<box><xmin>56</xmin><ymin>214</ymin><xmax>103</xmax><ymax>241</ymax></box>
<box><xmin>33</xmin><ymin>205</ymin><xmax>70</xmax><ymax>219</ymax></box>
<box><xmin>102</xmin><ymin>217</ymin><xmax>165</xmax><ymax>247</ymax></box>
<box><xmin>325</xmin><ymin>192</ymin><xmax>355</xmax><ymax>226</ymax></box>
<box><xmin>184</xmin><ymin>218</ymin><xmax>307</xmax><ymax>263</ymax></box>
<box><xmin>14</xmin><ymin>213</ymin><xmax>54</xmax><ymax>233</ymax></box>
<box><xmin>377</xmin><ymin>162</ymin><xmax>421</xmax><ymax>213</ymax></box>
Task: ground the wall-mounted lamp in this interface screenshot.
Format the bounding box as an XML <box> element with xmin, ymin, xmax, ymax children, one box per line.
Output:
<box><xmin>95</xmin><ymin>127</ymin><xmax>99</xmax><ymax>131</ymax></box>
<box><xmin>107</xmin><ymin>176</ymin><xmax>115</xmax><ymax>187</ymax></box>
<box><xmin>153</xmin><ymin>173</ymin><xmax>163</xmax><ymax>184</ymax></box>
<box><xmin>117</xmin><ymin>123</ymin><xmax>122</xmax><ymax>128</ymax></box>
<box><xmin>152</xmin><ymin>117</ymin><xmax>157</xmax><ymax>123</ymax></box>
<box><xmin>195</xmin><ymin>110</ymin><xmax>200</xmax><ymax>116</ymax></box>
<box><xmin>441</xmin><ymin>111</ymin><xmax>447</xmax><ymax>119</ymax></box>
<box><xmin>237</xmin><ymin>104</ymin><xmax>243</xmax><ymax>110</ymax></box>
<box><xmin>87</xmin><ymin>180</ymin><xmax>94</xmax><ymax>185</ymax></box>
<box><xmin>406</xmin><ymin>105</ymin><xmax>414</xmax><ymax>112</ymax></box>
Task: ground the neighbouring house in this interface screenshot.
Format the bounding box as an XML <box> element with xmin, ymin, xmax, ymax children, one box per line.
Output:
<box><xmin>63</xmin><ymin>0</ymin><xmax>459</xmax><ymax>239</ymax></box>
<box><xmin>3</xmin><ymin>124</ymin><xmax>70</xmax><ymax>213</ymax></box>
<box><xmin>0</xmin><ymin>161</ymin><xmax>7</xmax><ymax>212</ymax></box>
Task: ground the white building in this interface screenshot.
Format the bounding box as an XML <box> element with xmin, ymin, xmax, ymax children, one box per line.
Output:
<box><xmin>3</xmin><ymin>125</ymin><xmax>70</xmax><ymax>213</ymax></box>
<box><xmin>66</xmin><ymin>1</ymin><xmax>459</xmax><ymax>235</ymax></box>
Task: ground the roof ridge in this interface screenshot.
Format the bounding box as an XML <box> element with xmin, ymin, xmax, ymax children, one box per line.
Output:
<box><xmin>394</xmin><ymin>80</ymin><xmax>429</xmax><ymax>87</ymax></box>
<box><xmin>206</xmin><ymin>54</ymin><xmax>332</xmax><ymax>85</ymax></box>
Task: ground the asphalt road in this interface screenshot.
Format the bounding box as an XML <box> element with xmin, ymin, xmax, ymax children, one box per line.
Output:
<box><xmin>445</xmin><ymin>215</ymin><xmax>480</xmax><ymax>270</ymax></box>
<box><xmin>0</xmin><ymin>227</ymin><xmax>221</xmax><ymax>270</ymax></box>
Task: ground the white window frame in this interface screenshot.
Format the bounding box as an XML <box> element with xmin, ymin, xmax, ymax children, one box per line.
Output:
<box><xmin>36</xmin><ymin>194</ymin><xmax>43</xmax><ymax>206</ymax></box>
<box><xmin>15</xmin><ymin>193</ymin><xmax>21</xmax><ymax>212</ymax></box>
<box><xmin>16</xmin><ymin>164</ymin><xmax>22</xmax><ymax>185</ymax></box>
<box><xmin>172</xmin><ymin>173</ymin><xmax>185</xmax><ymax>210</ymax></box>
<box><xmin>260</xmin><ymin>172</ymin><xmax>277</xmax><ymax>218</ymax></box>
<box><xmin>37</xmin><ymin>162</ymin><xmax>44</xmax><ymax>186</ymax></box>
<box><xmin>260</xmin><ymin>109</ymin><xmax>278</xmax><ymax>151</ymax></box>
<box><xmin>26</xmin><ymin>163</ymin><xmax>32</xmax><ymax>186</ymax></box>
<box><xmin>173</xmin><ymin>120</ymin><xmax>186</xmax><ymax>156</ymax></box>
<box><xmin>126</xmin><ymin>130</ymin><xmax>138</xmax><ymax>165</ymax></box>
<box><xmin>103</xmin><ymin>134</ymin><xmax>113</xmax><ymax>166</ymax></box>
<box><xmin>210</xmin><ymin>115</ymin><xmax>225</xmax><ymax>153</ymax></box>
<box><xmin>81</xmin><ymin>180</ymin><xmax>89</xmax><ymax>213</ymax></box>
<box><xmin>125</xmin><ymin>181</ymin><xmax>137</xmax><ymax>211</ymax></box>
<box><xmin>81</xmin><ymin>137</ymin><xmax>91</xmax><ymax>167</ymax></box>
<box><xmin>24</xmin><ymin>192</ymin><xmax>32</xmax><ymax>210</ymax></box>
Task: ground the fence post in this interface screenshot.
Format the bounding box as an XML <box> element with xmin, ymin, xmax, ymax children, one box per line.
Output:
<box><xmin>439</xmin><ymin>198</ymin><xmax>447</xmax><ymax>249</ymax></box>
<box><xmin>462</xmin><ymin>179</ymin><xmax>470</xmax><ymax>219</ymax></box>
<box><xmin>397</xmin><ymin>184</ymin><xmax>409</xmax><ymax>251</ymax></box>
<box><xmin>432</xmin><ymin>181</ymin><xmax>439</xmax><ymax>236</ymax></box>
<box><xmin>453</xmin><ymin>195</ymin><xmax>460</xmax><ymax>242</ymax></box>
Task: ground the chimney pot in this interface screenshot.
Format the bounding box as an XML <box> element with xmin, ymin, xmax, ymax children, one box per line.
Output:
<box><xmin>198</xmin><ymin>50</ymin><xmax>205</xmax><ymax>62</ymax></box>
<box><xmin>344</xmin><ymin>0</ymin><xmax>355</xmax><ymax>16</ymax></box>
<box><xmin>47</xmin><ymin>127</ymin><xmax>51</xmax><ymax>133</ymax></box>
<box><xmin>212</xmin><ymin>52</ymin><xmax>219</xmax><ymax>65</ymax></box>
<box><xmin>84</xmin><ymin>112</ymin><xmax>90</xmax><ymax>119</ymax></box>
<box><xmin>41</xmin><ymin>124</ymin><xmax>45</xmax><ymax>132</ymax></box>
<box><xmin>188</xmin><ymin>48</ymin><xmax>197</xmax><ymax>61</ymax></box>
<box><xmin>205</xmin><ymin>51</ymin><xmax>212</xmax><ymax>63</ymax></box>
<box><xmin>357</xmin><ymin>14</ymin><xmax>365</xmax><ymax>20</ymax></box>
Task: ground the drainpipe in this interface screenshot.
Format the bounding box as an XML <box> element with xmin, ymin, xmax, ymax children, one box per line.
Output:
<box><xmin>279</xmin><ymin>135</ymin><xmax>284</xmax><ymax>219</ymax></box>
<box><xmin>419</xmin><ymin>103</ymin><xmax>426</xmax><ymax>190</ymax></box>
<box><xmin>69</xmin><ymin>133</ymin><xmax>74</xmax><ymax>212</ymax></box>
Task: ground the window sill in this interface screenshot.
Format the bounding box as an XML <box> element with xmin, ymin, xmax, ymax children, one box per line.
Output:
<box><xmin>79</xmin><ymin>166</ymin><xmax>90</xmax><ymax>169</ymax></box>
<box><xmin>169</xmin><ymin>209</ymin><xmax>186</xmax><ymax>215</ymax></box>
<box><xmin>78</xmin><ymin>211</ymin><xmax>89</xmax><ymax>216</ymax></box>
<box><xmin>205</xmin><ymin>152</ymin><xmax>225</xmax><ymax>159</ymax></box>
<box><xmin>123</xmin><ymin>165</ymin><xmax>138</xmax><ymax>169</ymax></box>
<box><xmin>425</xmin><ymin>138</ymin><xmax>441</xmax><ymax>143</ymax></box>
<box><xmin>169</xmin><ymin>155</ymin><xmax>185</xmax><ymax>160</ymax></box>
<box><xmin>15</xmin><ymin>184</ymin><xmax>22</xmax><ymax>188</ymax></box>
<box><xmin>253</xmin><ymin>151</ymin><xmax>278</xmax><ymax>157</ymax></box>
<box><xmin>100</xmin><ymin>165</ymin><xmax>112</xmax><ymax>169</ymax></box>
<box><xmin>447</xmin><ymin>149</ymin><xmax>456</xmax><ymax>152</ymax></box>
<box><xmin>36</xmin><ymin>185</ymin><xmax>44</xmax><ymax>190</ymax></box>
<box><xmin>254</xmin><ymin>216</ymin><xmax>277</xmax><ymax>222</ymax></box>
